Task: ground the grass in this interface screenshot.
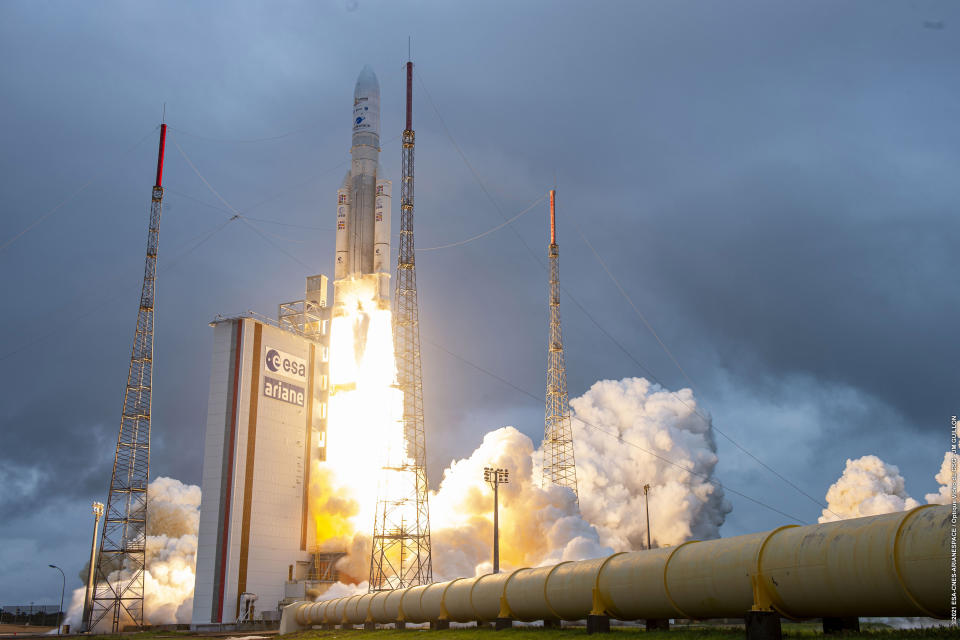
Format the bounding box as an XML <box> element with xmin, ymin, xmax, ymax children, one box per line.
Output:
<box><xmin>280</xmin><ymin>624</ymin><xmax>960</xmax><ymax>640</ymax></box>
<box><xmin>65</xmin><ymin>623</ymin><xmax>960</xmax><ymax>640</ymax></box>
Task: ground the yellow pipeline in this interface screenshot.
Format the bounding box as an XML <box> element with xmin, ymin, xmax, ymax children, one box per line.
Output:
<box><xmin>280</xmin><ymin>505</ymin><xmax>950</xmax><ymax>632</ymax></box>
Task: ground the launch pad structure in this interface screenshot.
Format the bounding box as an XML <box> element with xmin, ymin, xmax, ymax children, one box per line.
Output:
<box><xmin>190</xmin><ymin>62</ymin><xmax>434</xmax><ymax>625</ymax></box>
<box><xmin>369</xmin><ymin>59</ymin><xmax>433</xmax><ymax>591</ymax></box>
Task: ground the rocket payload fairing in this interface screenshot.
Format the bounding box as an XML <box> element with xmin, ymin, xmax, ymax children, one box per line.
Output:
<box><xmin>334</xmin><ymin>65</ymin><xmax>392</xmax><ymax>314</ymax></box>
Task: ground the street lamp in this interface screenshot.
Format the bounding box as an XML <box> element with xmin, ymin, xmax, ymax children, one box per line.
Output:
<box><xmin>483</xmin><ymin>467</ymin><xmax>509</xmax><ymax>573</ymax></box>
<box><xmin>82</xmin><ymin>502</ymin><xmax>105</xmax><ymax>633</ymax></box>
<box><xmin>48</xmin><ymin>565</ymin><xmax>64</xmax><ymax>635</ymax></box>
<box><xmin>643</xmin><ymin>484</ymin><xmax>653</xmax><ymax>550</ymax></box>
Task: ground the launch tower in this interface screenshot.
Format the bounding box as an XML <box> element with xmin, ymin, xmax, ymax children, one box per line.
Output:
<box><xmin>369</xmin><ymin>60</ymin><xmax>433</xmax><ymax>591</ymax></box>
<box><xmin>542</xmin><ymin>190</ymin><xmax>579</xmax><ymax>501</ymax></box>
<box><xmin>88</xmin><ymin>124</ymin><xmax>167</xmax><ymax>632</ymax></box>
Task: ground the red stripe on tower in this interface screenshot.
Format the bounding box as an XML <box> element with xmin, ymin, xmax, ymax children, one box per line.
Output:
<box><xmin>155</xmin><ymin>124</ymin><xmax>167</xmax><ymax>187</ymax></box>
<box><xmin>406</xmin><ymin>62</ymin><xmax>413</xmax><ymax>131</ymax></box>
<box><xmin>550</xmin><ymin>189</ymin><xmax>556</xmax><ymax>245</ymax></box>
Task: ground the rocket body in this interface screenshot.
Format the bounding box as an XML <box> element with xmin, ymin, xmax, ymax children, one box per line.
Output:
<box><xmin>334</xmin><ymin>65</ymin><xmax>391</xmax><ymax>313</ymax></box>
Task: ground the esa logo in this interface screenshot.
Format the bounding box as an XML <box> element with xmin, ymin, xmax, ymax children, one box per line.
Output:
<box><xmin>264</xmin><ymin>347</ymin><xmax>307</xmax><ymax>381</ymax></box>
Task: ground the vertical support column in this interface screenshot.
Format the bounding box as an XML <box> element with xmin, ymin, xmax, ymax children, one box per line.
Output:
<box><xmin>745</xmin><ymin>612</ymin><xmax>781</xmax><ymax>640</ymax></box>
<box><xmin>493</xmin><ymin>480</ymin><xmax>500</xmax><ymax>573</ymax></box>
<box><xmin>586</xmin><ymin>615</ymin><xmax>610</xmax><ymax>634</ymax></box>
<box><xmin>823</xmin><ymin>617</ymin><xmax>860</xmax><ymax>634</ymax></box>
<box><xmin>646</xmin><ymin>619</ymin><xmax>670</xmax><ymax>631</ymax></box>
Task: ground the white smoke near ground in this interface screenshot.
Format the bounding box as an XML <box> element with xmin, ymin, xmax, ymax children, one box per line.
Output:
<box><xmin>314</xmin><ymin>581</ymin><xmax>369</xmax><ymax>600</ymax></box>
<box><xmin>63</xmin><ymin>477</ymin><xmax>201</xmax><ymax>630</ymax></box>
<box><xmin>62</xmin><ymin>587</ymin><xmax>86</xmax><ymax>630</ymax></box>
<box><xmin>320</xmin><ymin>425</ymin><xmax>611</xmax><ymax>589</ymax></box>
<box><xmin>315</xmin><ymin>376</ymin><xmax>730</xmax><ymax>599</ymax></box>
<box><xmin>571</xmin><ymin>378</ymin><xmax>732</xmax><ymax>549</ymax></box>
<box><xmin>925</xmin><ymin>451</ymin><xmax>959</xmax><ymax>505</ymax></box>
<box><xmin>429</xmin><ymin>426</ymin><xmax>612</xmax><ymax>580</ymax></box>
<box><xmin>818</xmin><ymin>455</ymin><xmax>920</xmax><ymax>523</ymax></box>
<box><xmin>821</xmin><ymin>416</ymin><xmax>957</xmax><ymax>518</ymax></box>
<box><xmin>924</xmin><ymin>417</ymin><xmax>958</xmax><ymax>507</ymax></box>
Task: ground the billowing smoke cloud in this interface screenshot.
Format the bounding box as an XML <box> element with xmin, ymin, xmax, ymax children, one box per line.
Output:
<box><xmin>924</xmin><ymin>451</ymin><xmax>958</xmax><ymax>506</ymax></box>
<box><xmin>325</xmin><ymin>426</ymin><xmax>611</xmax><ymax>587</ymax></box>
<box><xmin>924</xmin><ymin>419</ymin><xmax>958</xmax><ymax>506</ymax></box>
<box><xmin>571</xmin><ymin>378</ymin><xmax>731</xmax><ymax>549</ymax></box>
<box><xmin>64</xmin><ymin>477</ymin><xmax>201</xmax><ymax>630</ymax></box>
<box><xmin>321</xmin><ymin>377</ymin><xmax>729</xmax><ymax>595</ymax></box>
<box><xmin>818</xmin><ymin>455</ymin><xmax>920</xmax><ymax>523</ymax></box>
<box><xmin>430</xmin><ymin>426</ymin><xmax>612</xmax><ymax>580</ymax></box>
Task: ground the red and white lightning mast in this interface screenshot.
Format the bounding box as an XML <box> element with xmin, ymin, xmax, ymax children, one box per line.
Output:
<box><xmin>88</xmin><ymin>123</ymin><xmax>166</xmax><ymax>632</ymax></box>
<box><xmin>542</xmin><ymin>190</ymin><xmax>579</xmax><ymax>501</ymax></box>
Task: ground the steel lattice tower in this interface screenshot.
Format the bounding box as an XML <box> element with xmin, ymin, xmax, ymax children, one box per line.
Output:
<box><xmin>369</xmin><ymin>61</ymin><xmax>433</xmax><ymax>591</ymax></box>
<box><xmin>88</xmin><ymin>124</ymin><xmax>167</xmax><ymax>632</ymax></box>
<box><xmin>542</xmin><ymin>190</ymin><xmax>579</xmax><ymax>501</ymax></box>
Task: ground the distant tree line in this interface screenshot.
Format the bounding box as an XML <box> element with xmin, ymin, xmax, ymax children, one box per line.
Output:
<box><xmin>0</xmin><ymin>605</ymin><xmax>62</xmax><ymax>626</ymax></box>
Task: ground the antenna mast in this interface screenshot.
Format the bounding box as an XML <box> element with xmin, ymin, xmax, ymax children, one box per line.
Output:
<box><xmin>88</xmin><ymin>124</ymin><xmax>166</xmax><ymax>631</ymax></box>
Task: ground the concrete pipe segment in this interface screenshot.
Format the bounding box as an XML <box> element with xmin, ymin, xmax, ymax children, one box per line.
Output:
<box><xmin>280</xmin><ymin>504</ymin><xmax>950</xmax><ymax>633</ymax></box>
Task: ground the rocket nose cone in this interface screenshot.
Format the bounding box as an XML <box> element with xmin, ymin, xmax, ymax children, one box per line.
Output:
<box><xmin>352</xmin><ymin>65</ymin><xmax>381</xmax><ymax>139</ymax></box>
<box><xmin>354</xmin><ymin>65</ymin><xmax>379</xmax><ymax>98</ymax></box>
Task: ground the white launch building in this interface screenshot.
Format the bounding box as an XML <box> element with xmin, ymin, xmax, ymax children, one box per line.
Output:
<box><xmin>191</xmin><ymin>66</ymin><xmax>392</xmax><ymax>627</ymax></box>
<box><xmin>191</xmin><ymin>277</ymin><xmax>331</xmax><ymax>627</ymax></box>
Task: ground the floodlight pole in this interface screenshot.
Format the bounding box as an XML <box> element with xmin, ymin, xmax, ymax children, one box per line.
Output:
<box><xmin>493</xmin><ymin>480</ymin><xmax>500</xmax><ymax>574</ymax></box>
<box><xmin>644</xmin><ymin>484</ymin><xmax>652</xmax><ymax>550</ymax></box>
<box><xmin>484</xmin><ymin>467</ymin><xmax>509</xmax><ymax>573</ymax></box>
<box><xmin>82</xmin><ymin>502</ymin><xmax>104</xmax><ymax>633</ymax></box>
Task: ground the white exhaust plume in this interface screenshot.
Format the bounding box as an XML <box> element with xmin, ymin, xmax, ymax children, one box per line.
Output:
<box><xmin>64</xmin><ymin>477</ymin><xmax>201</xmax><ymax>629</ymax></box>
<box><xmin>818</xmin><ymin>455</ymin><xmax>919</xmax><ymax>523</ymax></box>
<box><xmin>570</xmin><ymin>378</ymin><xmax>732</xmax><ymax>549</ymax></box>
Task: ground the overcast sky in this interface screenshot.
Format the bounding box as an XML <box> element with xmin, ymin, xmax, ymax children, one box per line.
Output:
<box><xmin>1</xmin><ymin>0</ymin><xmax>957</xmax><ymax>605</ymax></box>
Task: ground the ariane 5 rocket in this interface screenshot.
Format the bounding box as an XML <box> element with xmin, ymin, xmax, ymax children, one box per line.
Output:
<box><xmin>334</xmin><ymin>65</ymin><xmax>392</xmax><ymax>314</ymax></box>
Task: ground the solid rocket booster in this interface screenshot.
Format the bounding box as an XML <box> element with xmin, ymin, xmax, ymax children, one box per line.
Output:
<box><xmin>335</xmin><ymin>65</ymin><xmax>392</xmax><ymax>312</ymax></box>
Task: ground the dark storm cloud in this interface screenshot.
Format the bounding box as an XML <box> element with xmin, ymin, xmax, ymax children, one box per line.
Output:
<box><xmin>1</xmin><ymin>0</ymin><xmax>957</xmax><ymax>602</ymax></box>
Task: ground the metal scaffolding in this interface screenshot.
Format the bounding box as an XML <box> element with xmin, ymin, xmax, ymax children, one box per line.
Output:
<box><xmin>542</xmin><ymin>190</ymin><xmax>579</xmax><ymax>501</ymax></box>
<box><xmin>310</xmin><ymin>551</ymin><xmax>348</xmax><ymax>583</ymax></box>
<box><xmin>369</xmin><ymin>60</ymin><xmax>433</xmax><ymax>591</ymax></box>
<box><xmin>88</xmin><ymin>124</ymin><xmax>167</xmax><ymax>632</ymax></box>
